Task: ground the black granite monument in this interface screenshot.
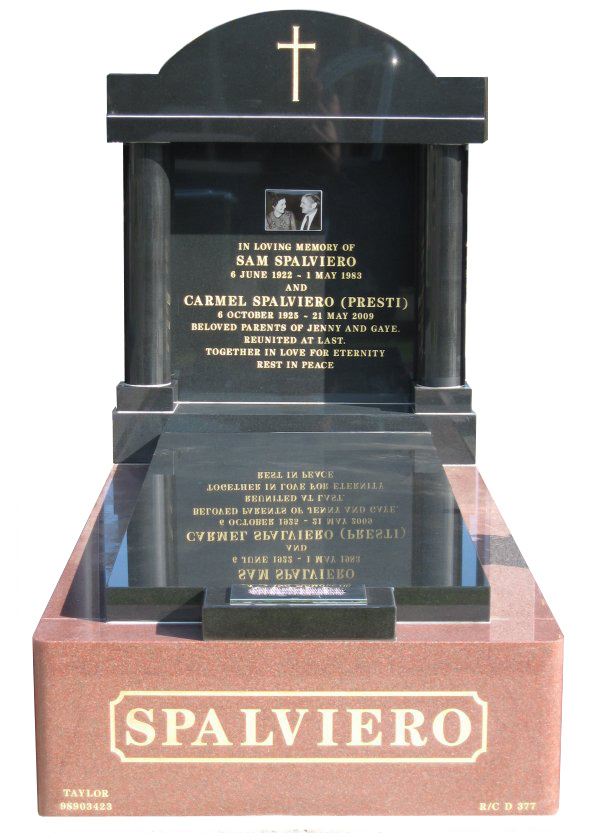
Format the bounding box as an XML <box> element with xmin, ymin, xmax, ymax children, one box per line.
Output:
<box><xmin>100</xmin><ymin>10</ymin><xmax>489</xmax><ymax>638</ymax></box>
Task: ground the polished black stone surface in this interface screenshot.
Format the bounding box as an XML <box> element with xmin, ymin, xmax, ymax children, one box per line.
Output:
<box><xmin>105</xmin><ymin>429</ymin><xmax>489</xmax><ymax>626</ymax></box>
<box><xmin>103</xmin><ymin>9</ymin><xmax>488</xmax><ymax>638</ymax></box>
<box><xmin>112</xmin><ymin>11</ymin><xmax>481</xmax><ymax>467</ymax></box>
<box><xmin>169</xmin><ymin>142</ymin><xmax>417</xmax><ymax>403</ymax></box>
<box><xmin>202</xmin><ymin>586</ymin><xmax>397</xmax><ymax>641</ymax></box>
<box><xmin>107</xmin><ymin>10</ymin><xmax>487</xmax><ymax>144</ymax></box>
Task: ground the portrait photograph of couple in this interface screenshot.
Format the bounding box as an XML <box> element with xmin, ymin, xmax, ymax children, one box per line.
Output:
<box><xmin>265</xmin><ymin>189</ymin><xmax>323</xmax><ymax>232</ymax></box>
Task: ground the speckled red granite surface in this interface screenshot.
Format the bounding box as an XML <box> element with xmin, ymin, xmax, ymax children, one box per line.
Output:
<box><xmin>33</xmin><ymin>466</ymin><xmax>563</xmax><ymax>816</ymax></box>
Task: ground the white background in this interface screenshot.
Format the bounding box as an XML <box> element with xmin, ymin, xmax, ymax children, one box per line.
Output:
<box><xmin>4</xmin><ymin>0</ymin><xmax>598</xmax><ymax>830</ymax></box>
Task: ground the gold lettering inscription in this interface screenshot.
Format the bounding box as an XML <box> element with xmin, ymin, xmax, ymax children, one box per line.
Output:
<box><xmin>182</xmin><ymin>465</ymin><xmax>408</xmax><ymax>585</ymax></box>
<box><xmin>182</xmin><ymin>238</ymin><xmax>410</xmax><ymax>371</ymax></box>
<box><xmin>110</xmin><ymin>692</ymin><xmax>487</xmax><ymax>763</ymax></box>
<box><xmin>62</xmin><ymin>788</ymin><xmax>110</xmax><ymax>798</ymax></box>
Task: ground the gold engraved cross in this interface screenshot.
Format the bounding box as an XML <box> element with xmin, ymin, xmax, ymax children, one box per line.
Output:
<box><xmin>277</xmin><ymin>26</ymin><xmax>316</xmax><ymax>103</ymax></box>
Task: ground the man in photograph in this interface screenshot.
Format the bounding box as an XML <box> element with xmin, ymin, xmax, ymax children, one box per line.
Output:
<box><xmin>299</xmin><ymin>193</ymin><xmax>321</xmax><ymax>230</ymax></box>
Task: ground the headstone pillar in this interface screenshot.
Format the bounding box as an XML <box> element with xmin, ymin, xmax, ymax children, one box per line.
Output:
<box><xmin>114</xmin><ymin>144</ymin><xmax>177</xmax><ymax>463</ymax></box>
<box><xmin>124</xmin><ymin>143</ymin><xmax>171</xmax><ymax>386</ymax></box>
<box><xmin>417</xmin><ymin>144</ymin><xmax>468</xmax><ymax>388</ymax></box>
<box><xmin>414</xmin><ymin>145</ymin><xmax>474</xmax><ymax>465</ymax></box>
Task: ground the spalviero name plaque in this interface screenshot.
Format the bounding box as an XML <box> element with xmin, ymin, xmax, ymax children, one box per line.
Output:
<box><xmin>34</xmin><ymin>9</ymin><xmax>563</xmax><ymax>818</ymax></box>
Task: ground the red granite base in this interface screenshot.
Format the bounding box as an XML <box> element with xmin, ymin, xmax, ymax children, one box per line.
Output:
<box><xmin>33</xmin><ymin>466</ymin><xmax>563</xmax><ymax>816</ymax></box>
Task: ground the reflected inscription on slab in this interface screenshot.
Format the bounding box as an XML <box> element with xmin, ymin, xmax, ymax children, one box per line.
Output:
<box><xmin>105</xmin><ymin>432</ymin><xmax>489</xmax><ymax>622</ymax></box>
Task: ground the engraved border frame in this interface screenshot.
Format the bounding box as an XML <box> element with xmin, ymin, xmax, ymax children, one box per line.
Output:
<box><xmin>110</xmin><ymin>690</ymin><xmax>488</xmax><ymax>763</ymax></box>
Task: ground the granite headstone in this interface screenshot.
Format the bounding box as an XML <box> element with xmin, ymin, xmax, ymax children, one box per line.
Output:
<box><xmin>104</xmin><ymin>10</ymin><xmax>489</xmax><ymax>638</ymax></box>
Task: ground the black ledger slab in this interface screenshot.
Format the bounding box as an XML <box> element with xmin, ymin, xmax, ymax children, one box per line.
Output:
<box><xmin>105</xmin><ymin>424</ymin><xmax>489</xmax><ymax>633</ymax></box>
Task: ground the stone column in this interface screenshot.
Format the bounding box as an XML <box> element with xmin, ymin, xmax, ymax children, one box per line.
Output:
<box><xmin>114</xmin><ymin>144</ymin><xmax>176</xmax><ymax>463</ymax></box>
<box><xmin>417</xmin><ymin>145</ymin><xmax>468</xmax><ymax>387</ymax></box>
<box><xmin>124</xmin><ymin>143</ymin><xmax>171</xmax><ymax>386</ymax></box>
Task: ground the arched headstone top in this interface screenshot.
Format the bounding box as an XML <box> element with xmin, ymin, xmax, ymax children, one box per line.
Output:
<box><xmin>108</xmin><ymin>10</ymin><xmax>486</xmax><ymax>144</ymax></box>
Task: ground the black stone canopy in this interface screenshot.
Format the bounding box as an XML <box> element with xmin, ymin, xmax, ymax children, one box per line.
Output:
<box><xmin>107</xmin><ymin>10</ymin><xmax>487</xmax><ymax>144</ymax></box>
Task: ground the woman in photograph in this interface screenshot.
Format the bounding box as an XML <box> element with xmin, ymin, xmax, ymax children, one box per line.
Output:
<box><xmin>265</xmin><ymin>195</ymin><xmax>297</xmax><ymax>230</ymax></box>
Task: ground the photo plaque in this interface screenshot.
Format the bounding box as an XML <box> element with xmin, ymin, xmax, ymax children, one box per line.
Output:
<box><xmin>33</xmin><ymin>9</ymin><xmax>563</xmax><ymax>816</ymax></box>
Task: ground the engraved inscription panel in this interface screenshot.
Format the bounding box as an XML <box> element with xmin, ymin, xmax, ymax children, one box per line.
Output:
<box><xmin>170</xmin><ymin>143</ymin><xmax>418</xmax><ymax>402</ymax></box>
